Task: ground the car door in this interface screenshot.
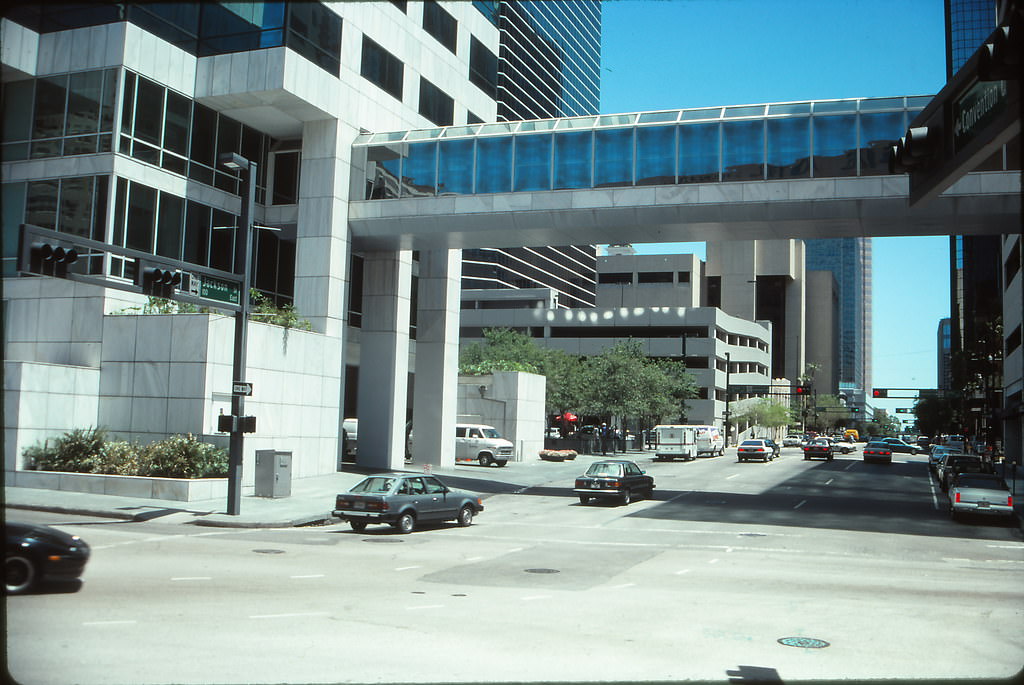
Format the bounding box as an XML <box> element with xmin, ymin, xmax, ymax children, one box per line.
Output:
<box><xmin>421</xmin><ymin>476</ymin><xmax>458</xmax><ymax>519</ymax></box>
<box><xmin>454</xmin><ymin>426</ymin><xmax>469</xmax><ymax>461</ymax></box>
<box><xmin>623</xmin><ymin>461</ymin><xmax>648</xmax><ymax>490</ymax></box>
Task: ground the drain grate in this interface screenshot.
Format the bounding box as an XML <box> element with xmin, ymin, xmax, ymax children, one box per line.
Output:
<box><xmin>252</xmin><ymin>549</ymin><xmax>285</xmax><ymax>554</ymax></box>
<box><xmin>524</xmin><ymin>568</ymin><xmax>560</xmax><ymax>574</ymax></box>
<box><xmin>778</xmin><ymin>637</ymin><xmax>830</xmax><ymax>649</ymax></box>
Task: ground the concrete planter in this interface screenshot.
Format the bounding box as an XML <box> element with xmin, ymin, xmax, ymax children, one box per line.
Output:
<box><xmin>13</xmin><ymin>470</ymin><xmax>228</xmax><ymax>502</ymax></box>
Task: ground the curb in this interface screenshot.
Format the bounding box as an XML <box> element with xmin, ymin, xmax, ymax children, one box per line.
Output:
<box><xmin>193</xmin><ymin>512</ymin><xmax>338</xmax><ymax>529</ymax></box>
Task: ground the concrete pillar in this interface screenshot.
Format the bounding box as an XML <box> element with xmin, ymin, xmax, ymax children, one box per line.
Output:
<box><xmin>357</xmin><ymin>250</ymin><xmax>413</xmax><ymax>471</ymax></box>
<box><xmin>409</xmin><ymin>249</ymin><xmax>462</xmax><ymax>468</ymax></box>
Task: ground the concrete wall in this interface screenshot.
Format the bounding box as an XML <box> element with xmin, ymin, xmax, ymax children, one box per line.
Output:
<box><xmin>456</xmin><ymin>372</ymin><xmax>545</xmax><ymax>462</ymax></box>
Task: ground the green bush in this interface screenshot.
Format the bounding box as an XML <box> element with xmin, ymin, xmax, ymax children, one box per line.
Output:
<box><xmin>22</xmin><ymin>430</ymin><xmax>227</xmax><ymax>479</ymax></box>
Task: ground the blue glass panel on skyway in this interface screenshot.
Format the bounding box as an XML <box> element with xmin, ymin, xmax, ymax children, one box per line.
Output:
<box><xmin>679</xmin><ymin>123</ymin><xmax>719</xmax><ymax>184</ymax></box>
<box><xmin>514</xmin><ymin>134</ymin><xmax>553</xmax><ymax>192</ymax></box>
<box><xmin>812</xmin><ymin>114</ymin><xmax>857</xmax><ymax>177</ymax></box>
<box><xmin>636</xmin><ymin>126</ymin><xmax>675</xmax><ymax>186</ymax></box>
<box><xmin>403</xmin><ymin>142</ymin><xmax>437</xmax><ymax>196</ymax></box>
<box><xmin>723</xmin><ymin>120</ymin><xmax>764</xmax><ymax>181</ymax></box>
<box><xmin>859</xmin><ymin>111</ymin><xmax>905</xmax><ymax>176</ymax></box>
<box><xmin>594</xmin><ymin>128</ymin><xmax>633</xmax><ymax>187</ymax></box>
<box><xmin>554</xmin><ymin>131</ymin><xmax>592</xmax><ymax>189</ymax></box>
<box><xmin>767</xmin><ymin>117</ymin><xmax>810</xmax><ymax>179</ymax></box>
<box><xmin>476</xmin><ymin>136</ymin><xmax>512</xmax><ymax>194</ymax></box>
<box><xmin>438</xmin><ymin>138</ymin><xmax>474</xmax><ymax>195</ymax></box>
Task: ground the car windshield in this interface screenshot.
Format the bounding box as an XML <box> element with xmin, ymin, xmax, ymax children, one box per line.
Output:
<box><xmin>955</xmin><ymin>475</ymin><xmax>1006</xmax><ymax>490</ymax></box>
<box><xmin>350</xmin><ymin>477</ymin><xmax>395</xmax><ymax>494</ymax></box>
<box><xmin>481</xmin><ymin>428</ymin><xmax>501</xmax><ymax>439</ymax></box>
<box><xmin>866</xmin><ymin>442</ymin><xmax>889</xmax><ymax>448</ymax></box>
<box><xmin>586</xmin><ymin>463</ymin><xmax>623</xmax><ymax>477</ymax></box>
<box><xmin>740</xmin><ymin>440</ymin><xmax>762</xmax><ymax>446</ymax></box>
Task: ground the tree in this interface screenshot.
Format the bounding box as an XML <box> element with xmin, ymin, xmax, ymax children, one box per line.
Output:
<box><xmin>459</xmin><ymin>327</ymin><xmax>545</xmax><ymax>374</ymax></box>
<box><xmin>913</xmin><ymin>395</ymin><xmax>958</xmax><ymax>439</ymax></box>
<box><xmin>732</xmin><ymin>399</ymin><xmax>790</xmax><ymax>437</ymax></box>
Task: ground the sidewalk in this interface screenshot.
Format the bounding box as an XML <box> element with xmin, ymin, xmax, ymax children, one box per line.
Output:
<box><xmin>2</xmin><ymin>460</ymin><xmax>557</xmax><ymax>529</ymax></box>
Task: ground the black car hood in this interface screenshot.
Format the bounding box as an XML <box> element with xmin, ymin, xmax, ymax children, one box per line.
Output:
<box><xmin>7</xmin><ymin>521</ymin><xmax>82</xmax><ymax>546</ymax></box>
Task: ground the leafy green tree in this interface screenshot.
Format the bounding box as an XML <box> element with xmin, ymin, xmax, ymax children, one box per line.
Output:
<box><xmin>733</xmin><ymin>399</ymin><xmax>790</xmax><ymax>436</ymax></box>
<box><xmin>913</xmin><ymin>395</ymin><xmax>958</xmax><ymax>438</ymax></box>
<box><xmin>459</xmin><ymin>327</ymin><xmax>545</xmax><ymax>375</ymax></box>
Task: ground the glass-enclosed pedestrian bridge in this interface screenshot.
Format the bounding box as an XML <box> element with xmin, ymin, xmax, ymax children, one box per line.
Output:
<box><xmin>348</xmin><ymin>96</ymin><xmax>1020</xmax><ymax>250</ymax></box>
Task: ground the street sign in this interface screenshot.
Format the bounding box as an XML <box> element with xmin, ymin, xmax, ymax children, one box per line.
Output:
<box><xmin>232</xmin><ymin>382</ymin><xmax>253</xmax><ymax>396</ymax></box>
<box><xmin>198</xmin><ymin>276</ymin><xmax>242</xmax><ymax>305</ymax></box>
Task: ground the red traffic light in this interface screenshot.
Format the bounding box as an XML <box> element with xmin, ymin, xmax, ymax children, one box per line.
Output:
<box><xmin>794</xmin><ymin>385</ymin><xmax>810</xmax><ymax>395</ymax></box>
<box><xmin>872</xmin><ymin>388</ymin><xmax>888</xmax><ymax>398</ymax></box>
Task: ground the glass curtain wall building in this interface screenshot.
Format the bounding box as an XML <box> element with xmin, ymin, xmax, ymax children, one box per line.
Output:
<box><xmin>464</xmin><ymin>0</ymin><xmax>602</xmax><ymax>309</ymax></box>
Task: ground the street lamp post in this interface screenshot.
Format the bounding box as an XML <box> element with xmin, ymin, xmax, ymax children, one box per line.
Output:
<box><xmin>220</xmin><ymin>152</ymin><xmax>256</xmax><ymax>516</ymax></box>
<box><xmin>724</xmin><ymin>352</ymin><xmax>732</xmax><ymax>447</ymax></box>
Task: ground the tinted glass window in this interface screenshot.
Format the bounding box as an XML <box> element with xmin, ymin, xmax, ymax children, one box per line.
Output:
<box><xmin>513</xmin><ymin>134</ymin><xmax>552</xmax><ymax>192</ymax></box>
<box><xmin>272</xmin><ymin>151</ymin><xmax>300</xmax><ymax>204</ymax></box>
<box><xmin>722</xmin><ymin>120</ymin><xmax>764</xmax><ymax>181</ymax></box>
<box><xmin>438</xmin><ymin>139</ymin><xmax>474</xmax><ymax>195</ymax></box>
<box><xmin>423</xmin><ymin>1</ymin><xmax>457</xmax><ymax>53</ymax></box>
<box><xmin>469</xmin><ymin>36</ymin><xmax>497</xmax><ymax>96</ymax></box>
<box><xmin>361</xmin><ymin>36</ymin><xmax>403</xmax><ymax>100</ymax></box>
<box><xmin>65</xmin><ymin>70</ymin><xmax>103</xmax><ymax>136</ymax></box>
<box><xmin>554</xmin><ymin>131</ymin><xmax>591</xmax><ymax>190</ymax></box>
<box><xmin>767</xmin><ymin>116</ymin><xmax>810</xmax><ymax>179</ymax></box>
<box><xmin>475</xmin><ymin>136</ymin><xmax>512</xmax><ymax>193</ymax></box>
<box><xmin>419</xmin><ymin>77</ymin><xmax>454</xmax><ymax>127</ymax></box>
<box><xmin>636</xmin><ymin>125</ymin><xmax>675</xmax><ymax>185</ymax></box>
<box><xmin>133</xmin><ymin>76</ymin><xmax>165</xmax><ymax>146</ymax></box>
<box><xmin>403</xmin><ymin>142</ymin><xmax>437</xmax><ymax>196</ymax></box>
<box><xmin>812</xmin><ymin>114</ymin><xmax>857</xmax><ymax>177</ymax></box>
<box><xmin>859</xmin><ymin>111</ymin><xmax>904</xmax><ymax>176</ymax></box>
<box><xmin>595</xmin><ymin>128</ymin><xmax>633</xmax><ymax>187</ymax></box>
<box><xmin>163</xmin><ymin>90</ymin><xmax>191</xmax><ymax>157</ymax></box>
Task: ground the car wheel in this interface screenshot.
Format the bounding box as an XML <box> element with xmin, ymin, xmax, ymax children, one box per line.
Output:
<box><xmin>578</xmin><ymin>495</ymin><xmax>590</xmax><ymax>505</ymax></box>
<box><xmin>620</xmin><ymin>489</ymin><xmax>632</xmax><ymax>506</ymax></box>
<box><xmin>478</xmin><ymin>453</ymin><xmax>493</xmax><ymax>467</ymax></box>
<box><xmin>457</xmin><ymin>505</ymin><xmax>474</xmax><ymax>527</ymax></box>
<box><xmin>393</xmin><ymin>512</ymin><xmax>416</xmax><ymax>534</ymax></box>
<box><xmin>5</xmin><ymin>555</ymin><xmax>36</xmax><ymax>595</ymax></box>
<box><xmin>349</xmin><ymin>521</ymin><xmax>367</xmax><ymax>532</ymax></box>
<box><xmin>495</xmin><ymin>460</ymin><xmax>507</xmax><ymax>467</ymax></box>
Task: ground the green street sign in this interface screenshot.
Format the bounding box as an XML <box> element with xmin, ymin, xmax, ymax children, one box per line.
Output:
<box><xmin>194</xmin><ymin>275</ymin><xmax>241</xmax><ymax>305</ymax></box>
<box><xmin>954</xmin><ymin>80</ymin><xmax>1009</xmax><ymax>154</ymax></box>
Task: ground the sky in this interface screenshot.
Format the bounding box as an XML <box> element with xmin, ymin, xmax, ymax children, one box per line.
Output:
<box><xmin>597</xmin><ymin>0</ymin><xmax>951</xmax><ymax>414</ymax></box>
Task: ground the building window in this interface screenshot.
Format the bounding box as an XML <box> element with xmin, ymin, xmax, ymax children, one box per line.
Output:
<box><xmin>361</xmin><ymin>36</ymin><xmax>404</xmax><ymax>101</ymax></box>
<box><xmin>389</xmin><ymin>0</ymin><xmax>407</xmax><ymax>12</ymax></box>
<box><xmin>1005</xmin><ymin>238</ymin><xmax>1021</xmax><ymax>289</ymax></box>
<box><xmin>467</xmin><ymin>110</ymin><xmax>484</xmax><ymax>124</ymax></box>
<box><xmin>469</xmin><ymin>36</ymin><xmax>497</xmax><ymax>97</ymax></box>
<box><xmin>1007</xmin><ymin>324</ymin><xmax>1022</xmax><ymax>357</ymax></box>
<box><xmin>272</xmin><ymin>149</ymin><xmax>301</xmax><ymax>205</ymax></box>
<box><xmin>707</xmin><ymin>276</ymin><xmax>721</xmax><ymax>308</ymax></box>
<box><xmin>638</xmin><ymin>272</ymin><xmax>673</xmax><ymax>284</ymax></box>
<box><xmin>678</xmin><ymin>271</ymin><xmax>691</xmax><ymax>283</ymax></box>
<box><xmin>598</xmin><ymin>272</ymin><xmax>633</xmax><ymax>284</ymax></box>
<box><xmin>419</xmin><ymin>77</ymin><xmax>454</xmax><ymax>127</ymax></box>
<box><xmin>423</xmin><ymin>0</ymin><xmax>457</xmax><ymax>54</ymax></box>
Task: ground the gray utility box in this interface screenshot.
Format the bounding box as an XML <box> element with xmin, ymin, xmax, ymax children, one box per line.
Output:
<box><xmin>254</xmin><ymin>450</ymin><xmax>292</xmax><ymax>498</ymax></box>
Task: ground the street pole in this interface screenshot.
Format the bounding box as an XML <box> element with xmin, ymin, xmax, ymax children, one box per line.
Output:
<box><xmin>221</xmin><ymin>153</ymin><xmax>256</xmax><ymax>516</ymax></box>
<box><xmin>724</xmin><ymin>351</ymin><xmax>731</xmax><ymax>447</ymax></box>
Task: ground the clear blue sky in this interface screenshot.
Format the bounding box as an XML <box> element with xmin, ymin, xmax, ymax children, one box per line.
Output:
<box><xmin>598</xmin><ymin>0</ymin><xmax>950</xmax><ymax>410</ymax></box>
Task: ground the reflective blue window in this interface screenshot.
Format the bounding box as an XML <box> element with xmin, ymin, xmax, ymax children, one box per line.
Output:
<box><xmin>366</xmin><ymin>146</ymin><xmax>402</xmax><ymax>199</ymax></box>
<box><xmin>812</xmin><ymin>114</ymin><xmax>857</xmax><ymax>177</ymax></box>
<box><xmin>514</xmin><ymin>134</ymin><xmax>552</xmax><ymax>192</ymax></box>
<box><xmin>554</xmin><ymin>131</ymin><xmax>592</xmax><ymax>190</ymax></box>
<box><xmin>438</xmin><ymin>138</ymin><xmax>474</xmax><ymax>195</ymax></box>
<box><xmin>636</xmin><ymin>126</ymin><xmax>675</xmax><ymax>186</ymax></box>
<box><xmin>475</xmin><ymin>136</ymin><xmax>512</xmax><ymax>194</ymax></box>
<box><xmin>767</xmin><ymin>117</ymin><xmax>810</xmax><ymax>179</ymax></box>
<box><xmin>594</xmin><ymin>128</ymin><xmax>633</xmax><ymax>187</ymax></box>
<box><xmin>403</xmin><ymin>141</ymin><xmax>436</xmax><ymax>196</ymax></box>
<box><xmin>723</xmin><ymin>120</ymin><xmax>764</xmax><ymax>181</ymax></box>
<box><xmin>678</xmin><ymin>123</ymin><xmax>719</xmax><ymax>184</ymax></box>
<box><xmin>859</xmin><ymin>111</ymin><xmax>904</xmax><ymax>176</ymax></box>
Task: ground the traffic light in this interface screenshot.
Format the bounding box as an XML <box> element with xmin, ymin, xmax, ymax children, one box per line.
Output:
<box><xmin>794</xmin><ymin>385</ymin><xmax>811</xmax><ymax>395</ymax></box>
<box><xmin>872</xmin><ymin>388</ymin><xmax>888</xmax><ymax>399</ymax></box>
<box><xmin>135</xmin><ymin>261</ymin><xmax>182</xmax><ymax>297</ymax></box>
<box><xmin>19</xmin><ymin>239</ymin><xmax>79</xmax><ymax>277</ymax></box>
<box><xmin>889</xmin><ymin>126</ymin><xmax>935</xmax><ymax>174</ymax></box>
<box><xmin>978</xmin><ymin>24</ymin><xmax>1020</xmax><ymax>82</ymax></box>
<box><xmin>850</xmin><ymin>407</ymin><xmax>861</xmax><ymax>413</ymax></box>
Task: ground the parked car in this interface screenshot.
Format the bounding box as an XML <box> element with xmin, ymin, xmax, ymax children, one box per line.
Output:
<box><xmin>783</xmin><ymin>434</ymin><xmax>804</xmax><ymax>447</ymax></box>
<box><xmin>6</xmin><ymin>521</ymin><xmax>90</xmax><ymax>595</ymax></box>
<box><xmin>574</xmin><ymin>459</ymin><xmax>654</xmax><ymax>505</ymax></box>
<box><xmin>862</xmin><ymin>442</ymin><xmax>893</xmax><ymax>464</ymax></box>
<box><xmin>938</xmin><ymin>454</ymin><xmax>990</xmax><ymax>492</ymax></box>
<box><xmin>928</xmin><ymin>446</ymin><xmax>957</xmax><ymax>475</ymax></box>
<box><xmin>332</xmin><ymin>473</ymin><xmax>484</xmax><ymax>533</ymax></box>
<box><xmin>802</xmin><ymin>438</ymin><xmax>834</xmax><ymax>461</ymax></box>
<box><xmin>948</xmin><ymin>473</ymin><xmax>1015</xmax><ymax>521</ymax></box>
<box><xmin>916</xmin><ymin>436</ymin><xmax>932</xmax><ymax>450</ymax></box>
<box><xmin>737</xmin><ymin>439</ymin><xmax>780</xmax><ymax>462</ymax></box>
<box><xmin>882</xmin><ymin>438</ymin><xmax>919</xmax><ymax>455</ymax></box>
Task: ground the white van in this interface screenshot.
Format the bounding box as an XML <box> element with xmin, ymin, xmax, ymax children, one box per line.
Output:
<box><xmin>456</xmin><ymin>424</ymin><xmax>514</xmax><ymax>467</ymax></box>
<box><xmin>653</xmin><ymin>425</ymin><xmax>697</xmax><ymax>461</ymax></box>
<box><xmin>342</xmin><ymin>418</ymin><xmax>358</xmax><ymax>456</ymax></box>
<box><xmin>661</xmin><ymin>424</ymin><xmax>724</xmax><ymax>457</ymax></box>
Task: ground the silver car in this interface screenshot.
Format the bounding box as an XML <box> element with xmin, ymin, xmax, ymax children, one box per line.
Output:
<box><xmin>333</xmin><ymin>473</ymin><xmax>484</xmax><ymax>533</ymax></box>
<box><xmin>948</xmin><ymin>473</ymin><xmax>1014</xmax><ymax>521</ymax></box>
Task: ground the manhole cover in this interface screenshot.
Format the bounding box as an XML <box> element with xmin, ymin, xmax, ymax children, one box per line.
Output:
<box><xmin>524</xmin><ymin>568</ymin><xmax>560</xmax><ymax>574</ymax></box>
<box><xmin>778</xmin><ymin>637</ymin><xmax>830</xmax><ymax>649</ymax></box>
<box><xmin>252</xmin><ymin>549</ymin><xmax>285</xmax><ymax>554</ymax></box>
<box><xmin>362</xmin><ymin>538</ymin><xmax>404</xmax><ymax>543</ymax></box>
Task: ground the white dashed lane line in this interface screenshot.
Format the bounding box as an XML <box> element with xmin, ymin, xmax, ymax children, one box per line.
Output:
<box><xmin>794</xmin><ymin>499</ymin><xmax>807</xmax><ymax>510</ymax></box>
<box><xmin>395</xmin><ymin>565</ymin><xmax>422</xmax><ymax>572</ymax></box>
<box><xmin>406</xmin><ymin>605</ymin><xmax>445</xmax><ymax>611</ymax></box>
<box><xmin>171</xmin><ymin>576</ymin><xmax>211</xmax><ymax>581</ymax></box>
<box><xmin>290</xmin><ymin>574</ymin><xmax>325</xmax><ymax>579</ymax></box>
<box><xmin>249</xmin><ymin>612</ymin><xmax>330</xmax><ymax>620</ymax></box>
<box><xmin>83</xmin><ymin>620</ymin><xmax>137</xmax><ymax>626</ymax></box>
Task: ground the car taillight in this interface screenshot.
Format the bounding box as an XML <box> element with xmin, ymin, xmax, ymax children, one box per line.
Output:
<box><xmin>575</xmin><ymin>479</ymin><xmax>585</xmax><ymax>488</ymax></box>
<box><xmin>608</xmin><ymin>480</ymin><xmax>621</xmax><ymax>487</ymax></box>
<box><xmin>954</xmin><ymin>492</ymin><xmax>961</xmax><ymax>503</ymax></box>
<box><xmin>1009</xmin><ymin>496</ymin><xmax>1014</xmax><ymax>507</ymax></box>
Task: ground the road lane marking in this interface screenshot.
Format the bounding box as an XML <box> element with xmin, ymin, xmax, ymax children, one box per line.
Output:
<box><xmin>928</xmin><ymin>477</ymin><xmax>940</xmax><ymax>510</ymax></box>
<box><xmin>466</xmin><ymin>556</ymin><xmax>485</xmax><ymax>562</ymax></box>
<box><xmin>674</xmin><ymin>569</ymin><xmax>691</xmax><ymax>575</ymax></box>
<box><xmin>394</xmin><ymin>566</ymin><xmax>422</xmax><ymax>572</ymax></box>
<box><xmin>250</xmin><ymin>612</ymin><xmax>329</xmax><ymax>619</ymax></box>
<box><xmin>407</xmin><ymin>605</ymin><xmax>445</xmax><ymax>611</ymax></box>
<box><xmin>988</xmin><ymin>545</ymin><xmax>1024</xmax><ymax>549</ymax></box>
<box><xmin>794</xmin><ymin>500</ymin><xmax>807</xmax><ymax>509</ymax></box>
<box><xmin>725</xmin><ymin>474</ymin><xmax>739</xmax><ymax>480</ymax></box>
<box><xmin>522</xmin><ymin>595</ymin><xmax>550</xmax><ymax>601</ymax></box>
<box><xmin>83</xmin><ymin>620</ymin><xmax>137</xmax><ymax>626</ymax></box>
<box><xmin>708</xmin><ymin>559</ymin><xmax>720</xmax><ymax>564</ymax></box>
<box><xmin>844</xmin><ymin>462</ymin><xmax>856</xmax><ymax>471</ymax></box>
<box><xmin>171</xmin><ymin>576</ymin><xmax>211</xmax><ymax>581</ymax></box>
<box><xmin>824</xmin><ymin>479</ymin><xmax>834</xmax><ymax>485</ymax></box>
<box><xmin>290</xmin><ymin>574</ymin><xmax>325</xmax><ymax>579</ymax></box>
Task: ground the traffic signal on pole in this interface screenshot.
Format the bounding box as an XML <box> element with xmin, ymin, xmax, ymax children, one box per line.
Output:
<box><xmin>135</xmin><ymin>261</ymin><xmax>182</xmax><ymax>297</ymax></box>
<box><xmin>872</xmin><ymin>388</ymin><xmax>888</xmax><ymax>399</ymax></box>
<box><xmin>794</xmin><ymin>385</ymin><xmax>811</xmax><ymax>396</ymax></box>
<box><xmin>850</xmin><ymin>407</ymin><xmax>860</xmax><ymax>413</ymax></box>
<box><xmin>19</xmin><ymin>239</ymin><xmax>79</xmax><ymax>277</ymax></box>
<box><xmin>889</xmin><ymin>126</ymin><xmax>935</xmax><ymax>174</ymax></box>
<box><xmin>978</xmin><ymin>24</ymin><xmax>1020</xmax><ymax>82</ymax></box>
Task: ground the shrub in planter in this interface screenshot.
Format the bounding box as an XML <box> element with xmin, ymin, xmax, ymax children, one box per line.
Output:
<box><xmin>140</xmin><ymin>434</ymin><xmax>228</xmax><ymax>479</ymax></box>
<box><xmin>539</xmin><ymin>449</ymin><xmax>578</xmax><ymax>462</ymax></box>
<box><xmin>24</xmin><ymin>427</ymin><xmax>109</xmax><ymax>473</ymax></box>
<box><xmin>96</xmin><ymin>440</ymin><xmax>145</xmax><ymax>476</ymax></box>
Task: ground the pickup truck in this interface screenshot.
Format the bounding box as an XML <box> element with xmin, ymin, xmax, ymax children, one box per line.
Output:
<box><xmin>802</xmin><ymin>438</ymin><xmax>834</xmax><ymax>461</ymax></box>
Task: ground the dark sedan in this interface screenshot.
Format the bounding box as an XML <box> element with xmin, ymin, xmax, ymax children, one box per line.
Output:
<box><xmin>574</xmin><ymin>459</ymin><xmax>654</xmax><ymax>505</ymax></box>
<box><xmin>882</xmin><ymin>438</ymin><xmax>919</xmax><ymax>455</ymax></box>
<box><xmin>802</xmin><ymin>438</ymin><xmax>834</xmax><ymax>461</ymax></box>
<box><xmin>332</xmin><ymin>473</ymin><xmax>484</xmax><ymax>533</ymax></box>
<box><xmin>862</xmin><ymin>441</ymin><xmax>893</xmax><ymax>464</ymax></box>
<box><xmin>6</xmin><ymin>521</ymin><xmax>90</xmax><ymax>595</ymax></box>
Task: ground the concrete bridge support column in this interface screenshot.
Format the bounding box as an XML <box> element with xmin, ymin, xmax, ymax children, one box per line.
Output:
<box><xmin>409</xmin><ymin>249</ymin><xmax>462</xmax><ymax>468</ymax></box>
<box><xmin>357</xmin><ymin>250</ymin><xmax>413</xmax><ymax>471</ymax></box>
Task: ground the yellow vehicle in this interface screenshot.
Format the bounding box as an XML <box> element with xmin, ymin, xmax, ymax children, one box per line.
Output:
<box><xmin>844</xmin><ymin>429</ymin><xmax>859</xmax><ymax>442</ymax></box>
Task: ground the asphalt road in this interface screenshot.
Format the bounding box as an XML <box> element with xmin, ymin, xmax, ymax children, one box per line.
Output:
<box><xmin>7</xmin><ymin>448</ymin><xmax>1024</xmax><ymax>684</ymax></box>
